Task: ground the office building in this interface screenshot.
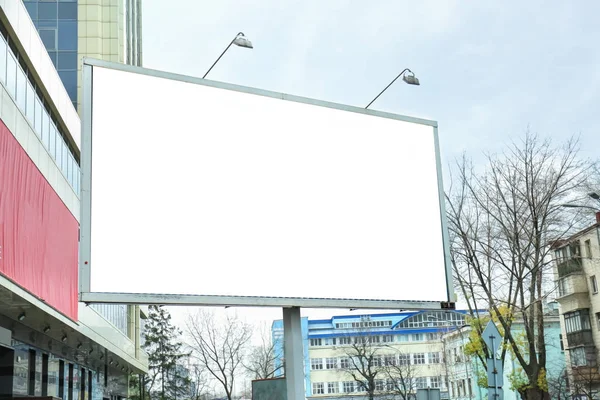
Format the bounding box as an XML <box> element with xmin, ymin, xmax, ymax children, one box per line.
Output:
<box><xmin>272</xmin><ymin>310</ymin><xmax>469</xmax><ymax>399</ymax></box>
<box><xmin>0</xmin><ymin>1</ymin><xmax>147</xmax><ymax>398</ymax></box>
<box><xmin>23</xmin><ymin>0</ymin><xmax>142</xmax><ymax>110</ymax></box>
<box><xmin>553</xmin><ymin>211</ymin><xmax>600</xmax><ymax>397</ymax></box>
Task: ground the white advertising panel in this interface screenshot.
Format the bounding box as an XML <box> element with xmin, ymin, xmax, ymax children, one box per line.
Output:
<box><xmin>81</xmin><ymin>61</ymin><xmax>451</xmax><ymax>306</ymax></box>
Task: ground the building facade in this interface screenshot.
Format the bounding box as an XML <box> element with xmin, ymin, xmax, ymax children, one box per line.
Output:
<box><xmin>272</xmin><ymin>311</ymin><xmax>469</xmax><ymax>399</ymax></box>
<box><xmin>553</xmin><ymin>212</ymin><xmax>600</xmax><ymax>398</ymax></box>
<box><xmin>0</xmin><ymin>1</ymin><xmax>147</xmax><ymax>399</ymax></box>
<box><xmin>23</xmin><ymin>0</ymin><xmax>142</xmax><ymax>110</ymax></box>
<box><xmin>22</xmin><ymin>0</ymin><xmax>143</xmax><ymax>334</ymax></box>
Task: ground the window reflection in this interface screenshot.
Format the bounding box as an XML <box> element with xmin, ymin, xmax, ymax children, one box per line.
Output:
<box><xmin>6</xmin><ymin>50</ymin><xmax>16</xmax><ymax>98</ymax></box>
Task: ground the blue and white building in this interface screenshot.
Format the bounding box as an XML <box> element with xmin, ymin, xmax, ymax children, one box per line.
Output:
<box><xmin>272</xmin><ymin>310</ymin><xmax>469</xmax><ymax>399</ymax></box>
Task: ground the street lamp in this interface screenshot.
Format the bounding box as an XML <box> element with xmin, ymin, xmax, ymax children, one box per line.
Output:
<box><xmin>365</xmin><ymin>68</ymin><xmax>420</xmax><ymax>109</ymax></box>
<box><xmin>561</xmin><ymin>204</ymin><xmax>599</xmax><ymax>212</ymax></box>
<box><xmin>202</xmin><ymin>32</ymin><xmax>253</xmax><ymax>79</ymax></box>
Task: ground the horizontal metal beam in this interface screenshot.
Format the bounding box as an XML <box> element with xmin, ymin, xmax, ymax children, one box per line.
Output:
<box><xmin>80</xmin><ymin>292</ymin><xmax>453</xmax><ymax>310</ymax></box>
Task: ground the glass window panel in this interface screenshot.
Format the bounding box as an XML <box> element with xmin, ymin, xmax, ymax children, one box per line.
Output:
<box><xmin>25</xmin><ymin>2</ymin><xmax>38</xmax><ymax>21</ymax></box>
<box><xmin>58</xmin><ymin>3</ymin><xmax>77</xmax><ymax>19</ymax></box>
<box><xmin>6</xmin><ymin>50</ymin><xmax>16</xmax><ymax>99</ymax></box>
<box><xmin>67</xmin><ymin>153</ymin><xmax>74</xmax><ymax>186</ymax></box>
<box><xmin>38</xmin><ymin>3</ymin><xmax>57</xmax><ymax>20</ymax></box>
<box><xmin>26</xmin><ymin>82</ymin><xmax>35</xmax><ymax>125</ymax></box>
<box><xmin>58</xmin><ymin>70</ymin><xmax>76</xmax><ymax>103</ymax></box>
<box><xmin>74</xmin><ymin>163</ymin><xmax>80</xmax><ymax>195</ymax></box>
<box><xmin>57</xmin><ymin>51</ymin><xmax>77</xmax><ymax>70</ymax></box>
<box><xmin>55</xmin><ymin>135</ymin><xmax>63</xmax><ymax>169</ymax></box>
<box><xmin>16</xmin><ymin>66</ymin><xmax>27</xmax><ymax>111</ymax></box>
<box><xmin>61</xmin><ymin>141</ymin><xmax>68</xmax><ymax>175</ymax></box>
<box><xmin>34</xmin><ymin>98</ymin><xmax>42</xmax><ymax>137</ymax></box>
<box><xmin>47</xmin><ymin>51</ymin><xmax>57</xmax><ymax>68</ymax></box>
<box><xmin>57</xmin><ymin>20</ymin><xmax>77</xmax><ymax>51</ymax></box>
<box><xmin>37</xmin><ymin>20</ymin><xmax>58</xmax><ymax>29</ymax></box>
<box><xmin>39</xmin><ymin>29</ymin><xmax>57</xmax><ymax>50</ymax></box>
<box><xmin>41</xmin><ymin>108</ymin><xmax>50</xmax><ymax>149</ymax></box>
<box><xmin>49</xmin><ymin>122</ymin><xmax>57</xmax><ymax>160</ymax></box>
<box><xmin>0</xmin><ymin>37</ymin><xmax>6</xmax><ymax>85</ymax></box>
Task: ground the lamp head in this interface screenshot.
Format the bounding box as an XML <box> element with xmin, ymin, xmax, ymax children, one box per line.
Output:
<box><xmin>402</xmin><ymin>72</ymin><xmax>420</xmax><ymax>85</ymax></box>
<box><xmin>233</xmin><ymin>33</ymin><xmax>253</xmax><ymax>49</ymax></box>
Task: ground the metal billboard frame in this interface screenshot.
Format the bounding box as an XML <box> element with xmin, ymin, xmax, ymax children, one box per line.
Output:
<box><xmin>79</xmin><ymin>58</ymin><xmax>455</xmax><ymax>311</ymax></box>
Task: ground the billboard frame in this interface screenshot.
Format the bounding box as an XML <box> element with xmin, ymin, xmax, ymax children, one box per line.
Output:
<box><xmin>79</xmin><ymin>58</ymin><xmax>454</xmax><ymax>310</ymax></box>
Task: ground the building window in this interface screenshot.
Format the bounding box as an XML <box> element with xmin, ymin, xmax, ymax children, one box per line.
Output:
<box><xmin>0</xmin><ymin>32</ymin><xmax>80</xmax><ymax>195</ymax></box>
<box><xmin>326</xmin><ymin>358</ymin><xmax>337</xmax><ymax>369</ymax></box>
<box><xmin>375</xmin><ymin>379</ymin><xmax>385</xmax><ymax>391</ymax></box>
<box><xmin>310</xmin><ymin>338</ymin><xmax>322</xmax><ymax>347</ymax></box>
<box><xmin>571</xmin><ymin>347</ymin><xmax>588</xmax><ymax>366</ymax></box>
<box><xmin>399</xmin><ymin>354</ymin><xmax>411</xmax><ymax>365</ymax></box>
<box><xmin>413</xmin><ymin>353</ymin><xmax>426</xmax><ymax>365</ymax></box>
<box><xmin>382</xmin><ymin>335</ymin><xmax>393</xmax><ymax>343</ymax></box>
<box><xmin>310</xmin><ymin>358</ymin><xmax>323</xmax><ymax>370</ymax></box>
<box><xmin>327</xmin><ymin>382</ymin><xmax>339</xmax><ymax>394</ymax></box>
<box><xmin>413</xmin><ymin>333</ymin><xmax>423</xmax><ymax>342</ymax></box>
<box><xmin>426</xmin><ymin>333</ymin><xmax>437</xmax><ymax>341</ymax></box>
<box><xmin>312</xmin><ymin>382</ymin><xmax>324</xmax><ymax>395</ymax></box>
<box><xmin>339</xmin><ymin>357</ymin><xmax>350</xmax><ymax>369</ymax></box>
<box><xmin>430</xmin><ymin>376</ymin><xmax>441</xmax><ymax>388</ymax></box>
<box><xmin>416</xmin><ymin>377</ymin><xmax>427</xmax><ymax>389</ymax></box>
<box><xmin>428</xmin><ymin>352</ymin><xmax>440</xmax><ymax>364</ymax></box>
<box><xmin>339</xmin><ymin>337</ymin><xmax>352</xmax><ymax>345</ymax></box>
<box><xmin>560</xmin><ymin>333</ymin><xmax>565</xmax><ymax>351</ymax></box>
<box><xmin>591</xmin><ymin>276</ymin><xmax>598</xmax><ymax>294</ymax></box>
<box><xmin>564</xmin><ymin>309</ymin><xmax>591</xmax><ymax>333</ymax></box>
<box><xmin>371</xmin><ymin>356</ymin><xmax>382</xmax><ymax>367</ymax></box>
<box><xmin>585</xmin><ymin>240</ymin><xmax>593</xmax><ymax>258</ymax></box>
<box><xmin>384</xmin><ymin>355</ymin><xmax>397</xmax><ymax>366</ymax></box>
<box><xmin>343</xmin><ymin>381</ymin><xmax>355</xmax><ymax>393</ymax></box>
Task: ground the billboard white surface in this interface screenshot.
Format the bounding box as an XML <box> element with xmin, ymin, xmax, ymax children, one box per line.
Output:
<box><xmin>82</xmin><ymin>61</ymin><xmax>450</xmax><ymax>304</ymax></box>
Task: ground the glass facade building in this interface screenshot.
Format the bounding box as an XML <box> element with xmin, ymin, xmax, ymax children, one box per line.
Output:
<box><xmin>23</xmin><ymin>0</ymin><xmax>78</xmax><ymax>109</ymax></box>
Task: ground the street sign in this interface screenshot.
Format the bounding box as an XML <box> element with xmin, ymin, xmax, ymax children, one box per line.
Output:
<box><xmin>487</xmin><ymin>358</ymin><xmax>504</xmax><ymax>387</ymax></box>
<box><xmin>482</xmin><ymin>321</ymin><xmax>503</xmax><ymax>400</ymax></box>
<box><xmin>482</xmin><ymin>321</ymin><xmax>501</xmax><ymax>355</ymax></box>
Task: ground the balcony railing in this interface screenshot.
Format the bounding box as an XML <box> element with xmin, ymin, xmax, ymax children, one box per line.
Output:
<box><xmin>557</xmin><ymin>257</ymin><xmax>583</xmax><ymax>277</ymax></box>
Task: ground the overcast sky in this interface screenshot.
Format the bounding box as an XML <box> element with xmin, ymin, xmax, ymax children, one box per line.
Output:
<box><xmin>136</xmin><ymin>1</ymin><xmax>600</xmax><ymax>328</ymax></box>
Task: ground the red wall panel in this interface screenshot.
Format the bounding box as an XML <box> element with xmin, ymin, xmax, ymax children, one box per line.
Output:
<box><xmin>0</xmin><ymin>119</ymin><xmax>78</xmax><ymax>320</ymax></box>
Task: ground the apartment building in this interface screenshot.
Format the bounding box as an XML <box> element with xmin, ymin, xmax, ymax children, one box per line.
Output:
<box><xmin>272</xmin><ymin>310</ymin><xmax>469</xmax><ymax>399</ymax></box>
<box><xmin>0</xmin><ymin>1</ymin><xmax>147</xmax><ymax>398</ymax></box>
<box><xmin>553</xmin><ymin>211</ymin><xmax>600</xmax><ymax>397</ymax></box>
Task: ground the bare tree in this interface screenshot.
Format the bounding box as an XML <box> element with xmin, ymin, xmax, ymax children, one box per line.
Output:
<box><xmin>383</xmin><ymin>351</ymin><xmax>417</xmax><ymax>400</ymax></box>
<box><xmin>243</xmin><ymin>325</ymin><xmax>283</xmax><ymax>380</ymax></box>
<box><xmin>186</xmin><ymin>310</ymin><xmax>253</xmax><ymax>400</ymax></box>
<box><xmin>343</xmin><ymin>335</ymin><xmax>384</xmax><ymax>400</ymax></box>
<box><xmin>189</xmin><ymin>363</ymin><xmax>210</xmax><ymax>400</ymax></box>
<box><xmin>446</xmin><ymin>134</ymin><xmax>596</xmax><ymax>400</ymax></box>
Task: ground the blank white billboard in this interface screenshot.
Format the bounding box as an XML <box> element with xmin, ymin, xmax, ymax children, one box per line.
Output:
<box><xmin>81</xmin><ymin>61</ymin><xmax>451</xmax><ymax>304</ymax></box>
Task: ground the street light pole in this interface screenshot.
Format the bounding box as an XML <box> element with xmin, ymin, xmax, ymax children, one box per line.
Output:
<box><xmin>365</xmin><ymin>68</ymin><xmax>420</xmax><ymax>109</ymax></box>
<box><xmin>203</xmin><ymin>32</ymin><xmax>253</xmax><ymax>79</ymax></box>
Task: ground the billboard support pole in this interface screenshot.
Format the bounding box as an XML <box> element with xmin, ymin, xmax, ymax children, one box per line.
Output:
<box><xmin>283</xmin><ymin>307</ymin><xmax>305</xmax><ymax>400</ymax></box>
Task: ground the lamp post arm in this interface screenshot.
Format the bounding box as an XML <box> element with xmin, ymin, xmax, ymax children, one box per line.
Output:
<box><xmin>202</xmin><ymin>33</ymin><xmax>243</xmax><ymax>79</ymax></box>
<box><xmin>365</xmin><ymin>68</ymin><xmax>411</xmax><ymax>109</ymax></box>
